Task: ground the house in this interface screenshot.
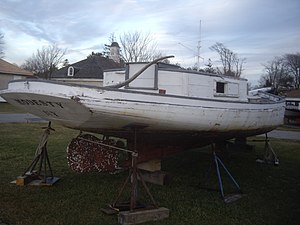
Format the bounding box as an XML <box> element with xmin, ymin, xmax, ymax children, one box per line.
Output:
<box><xmin>0</xmin><ymin>58</ymin><xmax>34</xmax><ymax>102</ymax></box>
<box><xmin>51</xmin><ymin>42</ymin><xmax>123</xmax><ymax>87</ymax></box>
<box><xmin>283</xmin><ymin>89</ymin><xmax>300</xmax><ymax>125</ymax></box>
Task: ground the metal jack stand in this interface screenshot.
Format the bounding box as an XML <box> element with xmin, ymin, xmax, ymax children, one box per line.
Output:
<box><xmin>202</xmin><ymin>143</ymin><xmax>243</xmax><ymax>203</ymax></box>
<box><xmin>102</xmin><ymin>126</ymin><xmax>169</xmax><ymax>224</ymax></box>
<box><xmin>102</xmin><ymin>126</ymin><xmax>158</xmax><ymax>213</ymax></box>
<box><xmin>256</xmin><ymin>133</ymin><xmax>279</xmax><ymax>166</ymax></box>
<box><xmin>14</xmin><ymin>122</ymin><xmax>59</xmax><ymax>186</ymax></box>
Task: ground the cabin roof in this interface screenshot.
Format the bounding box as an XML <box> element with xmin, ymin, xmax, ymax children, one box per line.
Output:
<box><xmin>158</xmin><ymin>67</ymin><xmax>248</xmax><ymax>81</ymax></box>
<box><xmin>105</xmin><ymin>62</ymin><xmax>247</xmax><ymax>81</ymax></box>
<box><xmin>52</xmin><ymin>55</ymin><xmax>123</xmax><ymax>79</ymax></box>
<box><xmin>0</xmin><ymin>59</ymin><xmax>33</xmax><ymax>76</ymax></box>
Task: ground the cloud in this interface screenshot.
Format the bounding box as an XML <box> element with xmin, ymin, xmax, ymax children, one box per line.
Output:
<box><xmin>0</xmin><ymin>0</ymin><xmax>299</xmax><ymax>84</ymax></box>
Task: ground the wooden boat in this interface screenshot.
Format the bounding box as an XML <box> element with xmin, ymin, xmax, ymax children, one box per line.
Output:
<box><xmin>0</xmin><ymin>56</ymin><xmax>285</xmax><ymax>163</ymax></box>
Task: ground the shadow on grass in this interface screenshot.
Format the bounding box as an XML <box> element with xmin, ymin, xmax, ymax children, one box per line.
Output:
<box><xmin>0</xmin><ymin>123</ymin><xmax>299</xmax><ymax>225</ymax></box>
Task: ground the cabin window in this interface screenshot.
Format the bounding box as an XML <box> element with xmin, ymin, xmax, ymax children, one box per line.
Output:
<box><xmin>286</xmin><ymin>101</ymin><xmax>299</xmax><ymax>106</ymax></box>
<box><xmin>67</xmin><ymin>66</ymin><xmax>74</xmax><ymax>76</ymax></box>
<box><xmin>216</xmin><ymin>82</ymin><xmax>225</xmax><ymax>93</ymax></box>
<box><xmin>215</xmin><ymin>81</ymin><xmax>239</xmax><ymax>98</ymax></box>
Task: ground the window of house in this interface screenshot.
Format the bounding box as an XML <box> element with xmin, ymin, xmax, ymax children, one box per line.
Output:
<box><xmin>67</xmin><ymin>66</ymin><xmax>74</xmax><ymax>76</ymax></box>
<box><xmin>216</xmin><ymin>82</ymin><xmax>225</xmax><ymax>93</ymax></box>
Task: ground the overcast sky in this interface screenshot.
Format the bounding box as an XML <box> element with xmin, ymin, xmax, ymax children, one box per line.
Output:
<box><xmin>1</xmin><ymin>0</ymin><xmax>300</xmax><ymax>84</ymax></box>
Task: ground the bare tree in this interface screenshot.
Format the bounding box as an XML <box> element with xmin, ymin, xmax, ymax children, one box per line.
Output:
<box><xmin>210</xmin><ymin>42</ymin><xmax>246</xmax><ymax>77</ymax></box>
<box><xmin>259</xmin><ymin>57</ymin><xmax>294</xmax><ymax>91</ymax></box>
<box><xmin>283</xmin><ymin>53</ymin><xmax>300</xmax><ymax>89</ymax></box>
<box><xmin>203</xmin><ymin>58</ymin><xmax>217</xmax><ymax>74</ymax></box>
<box><xmin>0</xmin><ymin>32</ymin><xmax>4</xmax><ymax>58</ymax></box>
<box><xmin>119</xmin><ymin>31</ymin><xmax>163</xmax><ymax>62</ymax></box>
<box><xmin>21</xmin><ymin>44</ymin><xmax>66</xmax><ymax>79</ymax></box>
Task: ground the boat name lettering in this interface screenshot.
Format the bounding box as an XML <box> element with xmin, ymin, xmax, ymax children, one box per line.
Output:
<box><xmin>13</xmin><ymin>99</ymin><xmax>64</xmax><ymax>108</ymax></box>
<box><xmin>42</xmin><ymin>110</ymin><xmax>59</xmax><ymax>117</ymax></box>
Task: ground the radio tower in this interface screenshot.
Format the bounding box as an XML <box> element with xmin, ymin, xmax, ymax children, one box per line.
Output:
<box><xmin>196</xmin><ymin>20</ymin><xmax>202</xmax><ymax>71</ymax></box>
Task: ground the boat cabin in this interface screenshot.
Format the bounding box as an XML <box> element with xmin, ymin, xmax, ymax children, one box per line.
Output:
<box><xmin>104</xmin><ymin>62</ymin><xmax>248</xmax><ymax>102</ymax></box>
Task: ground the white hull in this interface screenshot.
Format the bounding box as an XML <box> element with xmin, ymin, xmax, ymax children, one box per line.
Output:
<box><xmin>0</xmin><ymin>79</ymin><xmax>285</xmax><ymax>146</ymax></box>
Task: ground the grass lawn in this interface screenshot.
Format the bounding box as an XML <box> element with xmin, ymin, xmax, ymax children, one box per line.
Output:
<box><xmin>0</xmin><ymin>123</ymin><xmax>300</xmax><ymax>225</ymax></box>
<box><xmin>0</xmin><ymin>103</ymin><xmax>26</xmax><ymax>114</ymax></box>
<box><xmin>276</xmin><ymin>125</ymin><xmax>300</xmax><ymax>132</ymax></box>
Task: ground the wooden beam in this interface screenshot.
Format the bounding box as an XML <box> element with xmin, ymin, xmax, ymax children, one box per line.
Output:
<box><xmin>118</xmin><ymin>207</ymin><xmax>169</xmax><ymax>225</ymax></box>
<box><xmin>138</xmin><ymin>170</ymin><xmax>172</xmax><ymax>186</ymax></box>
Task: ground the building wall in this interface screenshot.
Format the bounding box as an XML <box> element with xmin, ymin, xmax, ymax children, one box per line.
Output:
<box><xmin>0</xmin><ymin>74</ymin><xmax>12</xmax><ymax>90</ymax></box>
<box><xmin>0</xmin><ymin>74</ymin><xmax>30</xmax><ymax>90</ymax></box>
<box><xmin>0</xmin><ymin>74</ymin><xmax>32</xmax><ymax>102</ymax></box>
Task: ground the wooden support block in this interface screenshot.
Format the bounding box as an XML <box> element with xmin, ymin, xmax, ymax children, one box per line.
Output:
<box><xmin>15</xmin><ymin>176</ymin><xmax>27</xmax><ymax>186</ymax></box>
<box><xmin>14</xmin><ymin>176</ymin><xmax>59</xmax><ymax>186</ymax></box>
<box><xmin>118</xmin><ymin>207</ymin><xmax>169</xmax><ymax>225</ymax></box>
<box><xmin>137</xmin><ymin>159</ymin><xmax>161</xmax><ymax>172</ymax></box>
<box><xmin>15</xmin><ymin>174</ymin><xmax>38</xmax><ymax>186</ymax></box>
<box><xmin>138</xmin><ymin>170</ymin><xmax>172</xmax><ymax>186</ymax></box>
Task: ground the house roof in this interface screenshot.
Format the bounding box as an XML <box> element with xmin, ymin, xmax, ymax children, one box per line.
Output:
<box><xmin>52</xmin><ymin>55</ymin><xmax>123</xmax><ymax>79</ymax></box>
<box><xmin>284</xmin><ymin>89</ymin><xmax>300</xmax><ymax>98</ymax></box>
<box><xmin>0</xmin><ymin>59</ymin><xmax>33</xmax><ymax>76</ymax></box>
